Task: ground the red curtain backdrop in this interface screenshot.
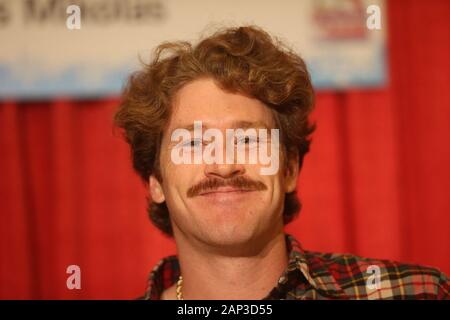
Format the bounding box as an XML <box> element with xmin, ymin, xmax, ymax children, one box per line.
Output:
<box><xmin>1</xmin><ymin>0</ymin><xmax>449</xmax><ymax>299</ymax></box>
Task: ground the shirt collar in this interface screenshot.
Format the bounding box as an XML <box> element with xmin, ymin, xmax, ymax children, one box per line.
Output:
<box><xmin>285</xmin><ymin>234</ymin><xmax>347</xmax><ymax>298</ymax></box>
<box><xmin>145</xmin><ymin>233</ymin><xmax>347</xmax><ymax>299</ymax></box>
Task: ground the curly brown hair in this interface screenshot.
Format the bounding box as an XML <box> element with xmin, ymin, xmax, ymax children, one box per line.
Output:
<box><xmin>114</xmin><ymin>25</ymin><xmax>315</xmax><ymax>237</ymax></box>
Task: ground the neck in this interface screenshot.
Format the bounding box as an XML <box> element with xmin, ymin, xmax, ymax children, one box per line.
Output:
<box><xmin>172</xmin><ymin>229</ymin><xmax>288</xmax><ymax>300</ymax></box>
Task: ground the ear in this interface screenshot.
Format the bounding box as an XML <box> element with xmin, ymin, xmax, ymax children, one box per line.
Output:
<box><xmin>149</xmin><ymin>174</ymin><xmax>165</xmax><ymax>203</ymax></box>
<box><xmin>284</xmin><ymin>151</ymin><xmax>299</xmax><ymax>193</ymax></box>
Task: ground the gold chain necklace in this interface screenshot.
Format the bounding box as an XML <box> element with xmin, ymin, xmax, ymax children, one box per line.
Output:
<box><xmin>176</xmin><ymin>275</ymin><xmax>183</xmax><ymax>300</ymax></box>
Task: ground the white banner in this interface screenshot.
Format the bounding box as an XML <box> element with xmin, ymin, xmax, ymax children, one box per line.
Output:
<box><xmin>0</xmin><ymin>0</ymin><xmax>386</xmax><ymax>100</ymax></box>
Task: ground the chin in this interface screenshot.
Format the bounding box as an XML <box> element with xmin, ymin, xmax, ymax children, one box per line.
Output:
<box><xmin>183</xmin><ymin>205</ymin><xmax>278</xmax><ymax>249</ymax></box>
<box><xmin>197</xmin><ymin>222</ymin><xmax>263</xmax><ymax>250</ymax></box>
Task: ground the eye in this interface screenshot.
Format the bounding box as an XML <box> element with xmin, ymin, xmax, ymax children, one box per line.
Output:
<box><xmin>182</xmin><ymin>139</ymin><xmax>203</xmax><ymax>148</ymax></box>
<box><xmin>236</xmin><ymin>136</ymin><xmax>259</xmax><ymax>145</ymax></box>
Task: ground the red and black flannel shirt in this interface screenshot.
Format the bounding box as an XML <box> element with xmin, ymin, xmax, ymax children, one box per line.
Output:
<box><xmin>143</xmin><ymin>234</ymin><xmax>449</xmax><ymax>300</ymax></box>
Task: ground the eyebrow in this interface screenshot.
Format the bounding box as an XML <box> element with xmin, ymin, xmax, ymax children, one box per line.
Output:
<box><xmin>175</xmin><ymin>120</ymin><xmax>273</xmax><ymax>132</ymax></box>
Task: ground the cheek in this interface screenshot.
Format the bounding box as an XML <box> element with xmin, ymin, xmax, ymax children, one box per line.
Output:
<box><xmin>267</xmin><ymin>174</ymin><xmax>286</xmax><ymax>202</ymax></box>
<box><xmin>162</xmin><ymin>162</ymin><xmax>200</xmax><ymax>200</ymax></box>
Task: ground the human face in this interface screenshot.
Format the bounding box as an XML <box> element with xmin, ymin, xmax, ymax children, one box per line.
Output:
<box><xmin>149</xmin><ymin>78</ymin><xmax>299</xmax><ymax>249</ymax></box>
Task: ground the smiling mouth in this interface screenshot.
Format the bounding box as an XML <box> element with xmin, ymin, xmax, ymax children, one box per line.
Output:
<box><xmin>199</xmin><ymin>187</ymin><xmax>257</xmax><ymax>196</ymax></box>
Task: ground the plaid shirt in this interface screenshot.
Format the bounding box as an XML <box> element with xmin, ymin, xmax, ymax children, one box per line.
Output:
<box><xmin>144</xmin><ymin>234</ymin><xmax>449</xmax><ymax>300</ymax></box>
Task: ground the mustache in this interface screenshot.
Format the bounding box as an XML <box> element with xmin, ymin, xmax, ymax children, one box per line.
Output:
<box><xmin>187</xmin><ymin>176</ymin><xmax>267</xmax><ymax>198</ymax></box>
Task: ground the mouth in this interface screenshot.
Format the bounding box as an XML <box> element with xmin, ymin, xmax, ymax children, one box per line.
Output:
<box><xmin>198</xmin><ymin>187</ymin><xmax>257</xmax><ymax>196</ymax></box>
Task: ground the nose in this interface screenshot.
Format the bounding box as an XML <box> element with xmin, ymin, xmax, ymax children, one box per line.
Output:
<box><xmin>204</xmin><ymin>162</ymin><xmax>246</xmax><ymax>179</ymax></box>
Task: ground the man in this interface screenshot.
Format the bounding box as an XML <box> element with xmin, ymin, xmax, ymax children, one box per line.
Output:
<box><xmin>114</xmin><ymin>25</ymin><xmax>449</xmax><ymax>300</ymax></box>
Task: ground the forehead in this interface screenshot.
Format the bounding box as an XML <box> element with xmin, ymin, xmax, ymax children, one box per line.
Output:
<box><xmin>167</xmin><ymin>78</ymin><xmax>276</xmax><ymax>131</ymax></box>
